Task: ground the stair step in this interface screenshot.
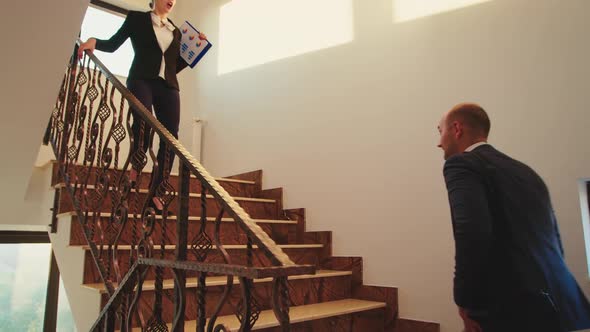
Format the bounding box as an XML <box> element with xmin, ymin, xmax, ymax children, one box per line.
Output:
<box><xmin>58</xmin><ymin>211</ymin><xmax>296</xmax><ymax>225</ymax></box>
<box><xmin>81</xmin><ymin>244</ymin><xmax>328</xmax><ymax>284</ymax></box>
<box><xmin>84</xmin><ymin>269</ymin><xmax>352</xmax><ymax>293</ymax></box>
<box><xmin>126</xmin><ymin>299</ymin><xmax>386</xmax><ymax>331</ymax></box>
<box><xmin>57</xmin><ymin>186</ymin><xmax>280</xmax><ymax>219</ymax></box>
<box><xmin>65</xmin><ymin>212</ymin><xmax>298</xmax><ymax>246</ymax></box>
<box><xmin>52</xmin><ymin>164</ymin><xmax>260</xmax><ymax>198</ymax></box>
<box><xmin>51</xmin><ymin>161</ymin><xmax>257</xmax><ymax>185</ymax></box>
<box><xmin>79</xmin><ymin>244</ymin><xmax>324</xmax><ymax>250</ymax></box>
<box><xmin>54</xmin><ymin>184</ymin><xmax>274</xmax><ymax>203</ymax></box>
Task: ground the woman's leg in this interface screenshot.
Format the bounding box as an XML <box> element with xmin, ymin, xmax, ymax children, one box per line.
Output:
<box><xmin>151</xmin><ymin>79</ymin><xmax>180</xmax><ymax>205</ymax></box>
<box><xmin>126</xmin><ymin>79</ymin><xmax>154</xmax><ymax>180</ymax></box>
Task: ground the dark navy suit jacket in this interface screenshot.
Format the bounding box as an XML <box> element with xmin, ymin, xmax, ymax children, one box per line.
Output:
<box><xmin>444</xmin><ymin>144</ymin><xmax>590</xmax><ymax>331</ymax></box>
<box><xmin>95</xmin><ymin>11</ymin><xmax>188</xmax><ymax>90</ymax></box>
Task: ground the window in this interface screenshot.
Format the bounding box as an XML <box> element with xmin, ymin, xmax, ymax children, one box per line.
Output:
<box><xmin>579</xmin><ymin>181</ymin><xmax>590</xmax><ymax>276</ymax></box>
<box><xmin>80</xmin><ymin>6</ymin><xmax>134</xmax><ymax>77</ymax></box>
<box><xmin>0</xmin><ymin>232</ymin><xmax>75</xmax><ymax>331</ymax></box>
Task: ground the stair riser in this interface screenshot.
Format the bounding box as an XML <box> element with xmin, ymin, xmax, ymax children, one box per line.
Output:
<box><xmin>83</xmin><ymin>247</ymin><xmax>327</xmax><ymax>284</ymax></box>
<box><xmin>58</xmin><ymin>192</ymin><xmax>279</xmax><ymax>219</ymax></box>
<box><xmin>52</xmin><ymin>164</ymin><xmax>259</xmax><ymax>197</ymax></box>
<box><xmin>69</xmin><ymin>217</ymin><xmax>295</xmax><ymax>246</ymax></box>
<box><xmin>102</xmin><ymin>276</ymin><xmax>352</xmax><ymax>327</ymax></box>
<box><xmin>393</xmin><ymin>319</ymin><xmax>440</xmax><ymax>332</ymax></box>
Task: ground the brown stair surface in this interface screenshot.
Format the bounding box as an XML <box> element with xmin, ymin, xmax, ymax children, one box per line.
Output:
<box><xmin>127</xmin><ymin>299</ymin><xmax>387</xmax><ymax>332</ymax></box>
<box><xmin>83</xmin><ymin>269</ymin><xmax>353</xmax><ymax>293</ymax></box>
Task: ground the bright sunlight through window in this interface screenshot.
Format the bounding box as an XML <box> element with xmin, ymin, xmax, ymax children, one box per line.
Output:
<box><xmin>81</xmin><ymin>6</ymin><xmax>134</xmax><ymax>77</ymax></box>
<box><xmin>578</xmin><ymin>180</ymin><xmax>590</xmax><ymax>276</ymax></box>
<box><xmin>218</xmin><ymin>0</ymin><xmax>354</xmax><ymax>75</ymax></box>
<box><xmin>393</xmin><ymin>0</ymin><xmax>492</xmax><ymax>23</ymax></box>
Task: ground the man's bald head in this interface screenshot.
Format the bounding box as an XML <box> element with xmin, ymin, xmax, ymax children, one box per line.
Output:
<box><xmin>447</xmin><ymin>103</ymin><xmax>490</xmax><ymax>139</ymax></box>
<box><xmin>437</xmin><ymin>103</ymin><xmax>490</xmax><ymax>160</ymax></box>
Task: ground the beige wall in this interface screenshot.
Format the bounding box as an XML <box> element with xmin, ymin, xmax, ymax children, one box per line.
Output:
<box><xmin>0</xmin><ymin>0</ymin><xmax>90</xmax><ymax>224</ymax></box>
<box><xmin>175</xmin><ymin>0</ymin><xmax>590</xmax><ymax>331</ymax></box>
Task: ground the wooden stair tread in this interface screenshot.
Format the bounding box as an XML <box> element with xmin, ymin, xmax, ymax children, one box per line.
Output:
<box><xmin>51</xmin><ymin>161</ymin><xmax>257</xmax><ymax>185</ymax></box>
<box><xmin>56</xmin><ymin>211</ymin><xmax>296</xmax><ymax>225</ymax></box>
<box><xmin>78</xmin><ymin>244</ymin><xmax>324</xmax><ymax>250</ymax></box>
<box><xmin>126</xmin><ymin>299</ymin><xmax>386</xmax><ymax>331</ymax></box>
<box><xmin>54</xmin><ymin>183</ymin><xmax>273</xmax><ymax>203</ymax></box>
<box><xmin>83</xmin><ymin>269</ymin><xmax>352</xmax><ymax>293</ymax></box>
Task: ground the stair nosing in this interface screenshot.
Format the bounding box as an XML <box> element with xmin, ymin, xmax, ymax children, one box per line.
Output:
<box><xmin>77</xmin><ymin>244</ymin><xmax>324</xmax><ymax>250</ymax></box>
<box><xmin>83</xmin><ymin>269</ymin><xmax>353</xmax><ymax>294</ymax></box>
<box><xmin>50</xmin><ymin>161</ymin><xmax>257</xmax><ymax>185</ymax></box>
<box><xmin>125</xmin><ymin>299</ymin><xmax>386</xmax><ymax>331</ymax></box>
<box><xmin>53</xmin><ymin>184</ymin><xmax>274</xmax><ymax>203</ymax></box>
<box><xmin>56</xmin><ymin>211</ymin><xmax>296</xmax><ymax>224</ymax></box>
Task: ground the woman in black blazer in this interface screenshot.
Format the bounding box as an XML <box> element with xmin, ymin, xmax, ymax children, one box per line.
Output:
<box><xmin>79</xmin><ymin>0</ymin><xmax>206</xmax><ymax>211</ymax></box>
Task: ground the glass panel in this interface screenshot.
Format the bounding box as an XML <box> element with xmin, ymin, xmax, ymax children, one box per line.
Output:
<box><xmin>0</xmin><ymin>243</ymin><xmax>51</xmax><ymax>331</ymax></box>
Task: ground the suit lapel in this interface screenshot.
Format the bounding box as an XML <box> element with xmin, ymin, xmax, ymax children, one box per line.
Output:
<box><xmin>143</xmin><ymin>11</ymin><xmax>160</xmax><ymax>51</ymax></box>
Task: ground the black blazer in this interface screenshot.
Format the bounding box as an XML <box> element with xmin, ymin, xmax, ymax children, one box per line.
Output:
<box><xmin>95</xmin><ymin>11</ymin><xmax>188</xmax><ymax>90</ymax></box>
<box><xmin>443</xmin><ymin>144</ymin><xmax>590</xmax><ymax>330</ymax></box>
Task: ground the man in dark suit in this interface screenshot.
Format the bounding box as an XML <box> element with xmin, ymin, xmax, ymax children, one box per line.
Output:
<box><xmin>438</xmin><ymin>103</ymin><xmax>590</xmax><ymax>332</ymax></box>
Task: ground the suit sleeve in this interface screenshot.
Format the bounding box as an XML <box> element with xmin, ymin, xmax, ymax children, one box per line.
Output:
<box><xmin>443</xmin><ymin>156</ymin><xmax>493</xmax><ymax>310</ymax></box>
<box><xmin>95</xmin><ymin>12</ymin><xmax>133</xmax><ymax>53</ymax></box>
<box><xmin>550</xmin><ymin>207</ymin><xmax>565</xmax><ymax>256</ymax></box>
<box><xmin>176</xmin><ymin>53</ymin><xmax>188</xmax><ymax>73</ymax></box>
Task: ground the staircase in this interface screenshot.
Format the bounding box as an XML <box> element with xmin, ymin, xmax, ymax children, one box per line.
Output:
<box><xmin>51</xmin><ymin>165</ymin><xmax>438</xmax><ymax>331</ymax></box>
<box><xmin>45</xmin><ymin>41</ymin><xmax>439</xmax><ymax>331</ymax></box>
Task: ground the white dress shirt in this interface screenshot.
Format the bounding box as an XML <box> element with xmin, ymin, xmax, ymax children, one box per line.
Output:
<box><xmin>150</xmin><ymin>12</ymin><xmax>175</xmax><ymax>80</ymax></box>
<box><xmin>465</xmin><ymin>141</ymin><xmax>488</xmax><ymax>152</ymax></box>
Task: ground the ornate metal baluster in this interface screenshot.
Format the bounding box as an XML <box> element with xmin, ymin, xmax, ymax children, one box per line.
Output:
<box><xmin>236</xmin><ymin>276</ymin><xmax>259</xmax><ymax>332</ymax></box>
<box><xmin>196</xmin><ymin>271</ymin><xmax>208</xmax><ymax>332</ymax></box>
<box><xmin>206</xmin><ymin>209</ymin><xmax>234</xmax><ymax>332</ymax></box>
<box><xmin>127</xmin><ymin>266</ymin><xmax>150</xmax><ymax>331</ymax></box>
<box><xmin>234</xmin><ymin>235</ymin><xmax>261</xmax><ymax>331</ymax></box>
<box><xmin>272</xmin><ymin>277</ymin><xmax>291</xmax><ymax>332</ymax></box>
<box><xmin>49</xmin><ymin>72</ymin><xmax>67</xmax><ymax>150</ymax></box>
<box><xmin>190</xmin><ymin>182</ymin><xmax>213</xmax><ymax>262</ymax></box>
<box><xmin>146</xmin><ymin>144</ymin><xmax>176</xmax><ymax>332</ymax></box>
<box><xmin>173</xmin><ymin>163</ymin><xmax>191</xmax><ymax>332</ymax></box>
<box><xmin>112</xmin><ymin>87</ymin><xmax>126</xmax><ymax>170</ymax></box>
<box><xmin>83</xmin><ymin>64</ymin><xmax>99</xmax><ymax>164</ymax></box>
<box><xmin>189</xmin><ymin>180</ymin><xmax>213</xmax><ymax>332</ymax></box>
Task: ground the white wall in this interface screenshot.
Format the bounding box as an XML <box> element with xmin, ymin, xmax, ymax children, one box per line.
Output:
<box><xmin>50</xmin><ymin>216</ymin><xmax>102</xmax><ymax>332</ymax></box>
<box><xmin>0</xmin><ymin>0</ymin><xmax>90</xmax><ymax>225</ymax></box>
<box><xmin>174</xmin><ymin>0</ymin><xmax>590</xmax><ymax>331</ymax></box>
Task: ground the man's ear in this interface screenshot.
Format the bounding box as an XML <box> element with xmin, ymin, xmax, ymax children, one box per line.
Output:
<box><xmin>452</xmin><ymin>121</ymin><xmax>463</xmax><ymax>139</ymax></box>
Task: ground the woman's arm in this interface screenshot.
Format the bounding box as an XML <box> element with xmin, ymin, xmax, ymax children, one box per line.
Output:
<box><xmin>95</xmin><ymin>12</ymin><xmax>133</xmax><ymax>52</ymax></box>
<box><xmin>78</xmin><ymin>12</ymin><xmax>134</xmax><ymax>58</ymax></box>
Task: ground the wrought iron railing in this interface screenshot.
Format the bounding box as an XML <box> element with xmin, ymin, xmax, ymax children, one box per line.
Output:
<box><xmin>46</xmin><ymin>41</ymin><xmax>315</xmax><ymax>331</ymax></box>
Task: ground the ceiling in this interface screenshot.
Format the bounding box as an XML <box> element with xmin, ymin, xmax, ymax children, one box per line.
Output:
<box><xmin>92</xmin><ymin>0</ymin><xmax>148</xmax><ymax>12</ymax></box>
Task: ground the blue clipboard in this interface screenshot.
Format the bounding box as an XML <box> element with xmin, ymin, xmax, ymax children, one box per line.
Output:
<box><xmin>179</xmin><ymin>21</ymin><xmax>212</xmax><ymax>68</ymax></box>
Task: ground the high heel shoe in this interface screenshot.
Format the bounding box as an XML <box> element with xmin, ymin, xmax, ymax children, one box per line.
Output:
<box><xmin>129</xmin><ymin>169</ymin><xmax>138</xmax><ymax>188</ymax></box>
<box><xmin>148</xmin><ymin>196</ymin><xmax>174</xmax><ymax>216</ymax></box>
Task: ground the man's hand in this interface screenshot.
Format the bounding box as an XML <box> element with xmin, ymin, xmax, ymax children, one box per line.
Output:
<box><xmin>459</xmin><ymin>307</ymin><xmax>483</xmax><ymax>332</ymax></box>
